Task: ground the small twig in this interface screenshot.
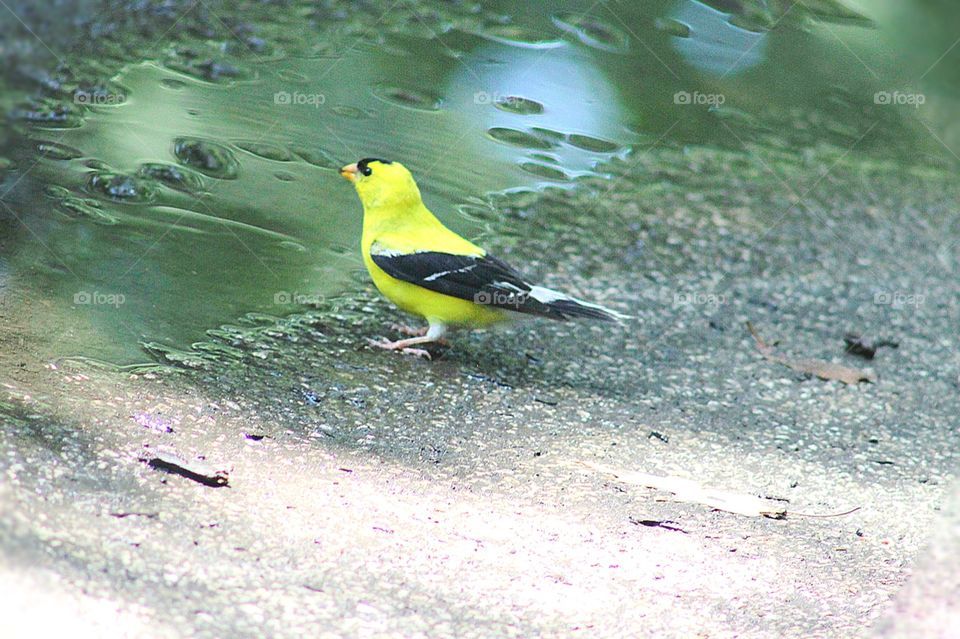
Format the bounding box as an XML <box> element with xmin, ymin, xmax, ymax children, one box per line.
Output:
<box><xmin>786</xmin><ymin>506</ymin><xmax>862</xmax><ymax>518</ymax></box>
<box><xmin>109</xmin><ymin>511</ymin><xmax>159</xmax><ymax>519</ymax></box>
<box><xmin>630</xmin><ymin>517</ymin><xmax>688</xmax><ymax>533</ymax></box>
<box><xmin>141</xmin><ymin>450</ymin><xmax>229</xmax><ymax>487</ymax></box>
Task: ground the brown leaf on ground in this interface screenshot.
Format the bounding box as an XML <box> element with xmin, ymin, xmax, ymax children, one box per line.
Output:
<box><xmin>747</xmin><ymin>323</ymin><xmax>876</xmax><ymax>385</ymax></box>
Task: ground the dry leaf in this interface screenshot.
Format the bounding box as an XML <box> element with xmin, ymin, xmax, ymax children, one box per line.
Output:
<box><xmin>747</xmin><ymin>322</ymin><xmax>876</xmax><ymax>385</ymax></box>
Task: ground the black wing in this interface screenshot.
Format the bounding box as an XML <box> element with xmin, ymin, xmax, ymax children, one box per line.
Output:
<box><xmin>371</xmin><ymin>250</ymin><xmax>567</xmax><ymax>319</ymax></box>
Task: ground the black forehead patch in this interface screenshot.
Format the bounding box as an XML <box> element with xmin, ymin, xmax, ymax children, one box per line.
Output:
<box><xmin>357</xmin><ymin>157</ymin><xmax>393</xmax><ymax>176</ymax></box>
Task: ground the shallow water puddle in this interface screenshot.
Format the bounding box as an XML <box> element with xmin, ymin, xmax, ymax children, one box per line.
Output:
<box><xmin>4</xmin><ymin>33</ymin><xmax>636</xmax><ymax>363</ymax></box>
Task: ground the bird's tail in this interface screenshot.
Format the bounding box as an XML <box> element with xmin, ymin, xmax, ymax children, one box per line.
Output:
<box><xmin>528</xmin><ymin>286</ymin><xmax>631</xmax><ymax>323</ymax></box>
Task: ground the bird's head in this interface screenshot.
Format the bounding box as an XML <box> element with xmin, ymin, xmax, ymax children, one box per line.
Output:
<box><xmin>340</xmin><ymin>158</ymin><xmax>421</xmax><ymax>209</ymax></box>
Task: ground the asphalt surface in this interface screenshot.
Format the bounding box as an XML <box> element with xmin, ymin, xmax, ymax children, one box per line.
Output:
<box><xmin>2</xmin><ymin>137</ymin><xmax>959</xmax><ymax>638</ymax></box>
<box><xmin>2</xmin><ymin>0</ymin><xmax>959</xmax><ymax>636</ymax></box>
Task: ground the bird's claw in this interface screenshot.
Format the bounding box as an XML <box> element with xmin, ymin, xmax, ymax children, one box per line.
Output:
<box><xmin>366</xmin><ymin>336</ymin><xmax>395</xmax><ymax>349</ymax></box>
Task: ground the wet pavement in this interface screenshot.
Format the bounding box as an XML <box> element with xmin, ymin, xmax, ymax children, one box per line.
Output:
<box><xmin>2</xmin><ymin>1</ymin><xmax>959</xmax><ymax>637</ymax></box>
<box><xmin>3</xmin><ymin>139</ymin><xmax>959</xmax><ymax>637</ymax></box>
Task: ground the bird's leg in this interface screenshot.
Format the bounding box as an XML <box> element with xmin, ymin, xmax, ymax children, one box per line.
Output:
<box><xmin>367</xmin><ymin>323</ymin><xmax>448</xmax><ymax>359</ymax></box>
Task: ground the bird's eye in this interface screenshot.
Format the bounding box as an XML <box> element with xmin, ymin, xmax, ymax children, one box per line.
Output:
<box><xmin>357</xmin><ymin>157</ymin><xmax>392</xmax><ymax>177</ymax></box>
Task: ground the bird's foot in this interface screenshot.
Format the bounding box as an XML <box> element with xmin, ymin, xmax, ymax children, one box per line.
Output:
<box><xmin>382</xmin><ymin>329</ymin><xmax>450</xmax><ymax>348</ymax></box>
<box><xmin>366</xmin><ymin>336</ymin><xmax>434</xmax><ymax>359</ymax></box>
<box><xmin>389</xmin><ymin>323</ymin><xmax>428</xmax><ymax>337</ymax></box>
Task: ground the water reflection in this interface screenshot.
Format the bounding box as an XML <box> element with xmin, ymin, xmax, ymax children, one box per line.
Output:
<box><xmin>443</xmin><ymin>40</ymin><xmax>634</xmax><ymax>182</ymax></box>
<box><xmin>668</xmin><ymin>1</ymin><xmax>767</xmax><ymax>76</ymax></box>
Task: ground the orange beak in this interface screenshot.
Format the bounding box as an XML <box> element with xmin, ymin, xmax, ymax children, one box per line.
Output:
<box><xmin>339</xmin><ymin>162</ymin><xmax>358</xmax><ymax>182</ymax></box>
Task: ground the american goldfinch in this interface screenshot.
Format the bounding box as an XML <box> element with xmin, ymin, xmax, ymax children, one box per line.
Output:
<box><xmin>340</xmin><ymin>157</ymin><xmax>628</xmax><ymax>357</ymax></box>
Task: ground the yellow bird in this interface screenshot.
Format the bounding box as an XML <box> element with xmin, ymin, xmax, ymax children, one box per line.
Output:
<box><xmin>340</xmin><ymin>158</ymin><xmax>628</xmax><ymax>357</ymax></box>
